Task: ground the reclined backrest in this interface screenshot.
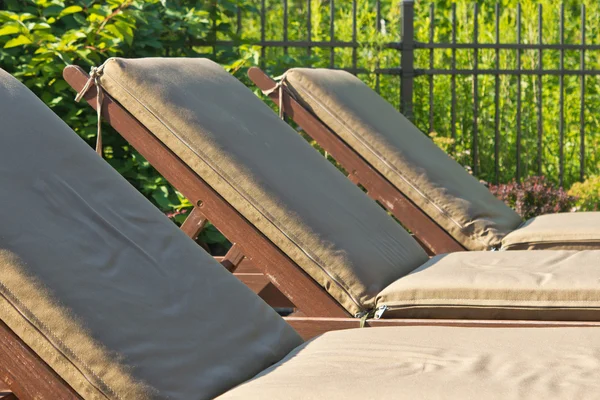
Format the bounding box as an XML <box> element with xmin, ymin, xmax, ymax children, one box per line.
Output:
<box><xmin>284</xmin><ymin>68</ymin><xmax>524</xmax><ymax>251</ymax></box>
<box><xmin>0</xmin><ymin>68</ymin><xmax>302</xmax><ymax>399</ymax></box>
<box><xmin>96</xmin><ymin>57</ymin><xmax>429</xmax><ymax>316</ymax></box>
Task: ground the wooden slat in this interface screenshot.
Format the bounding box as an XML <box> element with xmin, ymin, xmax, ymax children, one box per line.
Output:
<box><xmin>235</xmin><ymin>273</ymin><xmax>271</xmax><ymax>293</ymax></box>
<box><xmin>180</xmin><ymin>209</ymin><xmax>266</xmax><ymax>276</ymax></box>
<box><xmin>64</xmin><ymin>66</ymin><xmax>349</xmax><ymax>318</ymax></box>
<box><xmin>179</xmin><ymin>206</ymin><xmax>208</xmax><ymax>240</ymax></box>
<box><xmin>236</xmin><ymin>273</ymin><xmax>296</xmax><ymax>308</ymax></box>
<box><xmin>224</xmin><ymin>258</ymin><xmax>259</xmax><ymax>273</ymax></box>
<box><xmin>0</xmin><ymin>321</ymin><xmax>80</xmax><ymax>399</ymax></box>
<box><xmin>220</xmin><ymin>244</ymin><xmax>245</xmax><ymax>272</ymax></box>
<box><xmin>285</xmin><ymin>316</ymin><xmax>600</xmax><ymax>341</ymax></box>
<box><xmin>248</xmin><ymin>67</ymin><xmax>466</xmax><ymax>255</ymax></box>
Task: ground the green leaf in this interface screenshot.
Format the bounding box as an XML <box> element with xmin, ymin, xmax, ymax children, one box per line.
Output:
<box><xmin>114</xmin><ymin>21</ymin><xmax>133</xmax><ymax>45</ymax></box>
<box><xmin>42</xmin><ymin>6</ymin><xmax>63</xmax><ymax>18</ymax></box>
<box><xmin>0</xmin><ymin>24</ymin><xmax>21</xmax><ymax>36</ymax></box>
<box><xmin>72</xmin><ymin>13</ymin><xmax>87</xmax><ymax>25</ymax></box>
<box><xmin>31</xmin><ymin>23</ymin><xmax>51</xmax><ymax>30</ymax></box>
<box><xmin>0</xmin><ymin>11</ymin><xmax>18</xmax><ymax>22</ymax></box>
<box><xmin>4</xmin><ymin>35</ymin><xmax>32</xmax><ymax>48</ymax></box>
<box><xmin>172</xmin><ymin>213</ymin><xmax>188</xmax><ymax>225</ymax></box>
<box><xmin>58</xmin><ymin>6</ymin><xmax>83</xmax><ymax>18</ymax></box>
<box><xmin>19</xmin><ymin>13</ymin><xmax>36</xmax><ymax>22</ymax></box>
<box><xmin>104</xmin><ymin>24</ymin><xmax>124</xmax><ymax>40</ymax></box>
<box><xmin>201</xmin><ymin>226</ymin><xmax>227</xmax><ymax>244</ymax></box>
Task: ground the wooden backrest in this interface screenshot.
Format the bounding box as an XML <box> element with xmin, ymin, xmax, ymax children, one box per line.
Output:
<box><xmin>66</xmin><ymin>58</ymin><xmax>429</xmax><ymax>317</ymax></box>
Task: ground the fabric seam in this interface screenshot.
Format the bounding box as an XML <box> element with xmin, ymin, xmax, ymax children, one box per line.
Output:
<box><xmin>502</xmin><ymin>238</ymin><xmax>600</xmax><ymax>250</ymax></box>
<box><xmin>381</xmin><ymin>298</ymin><xmax>600</xmax><ymax>305</ymax></box>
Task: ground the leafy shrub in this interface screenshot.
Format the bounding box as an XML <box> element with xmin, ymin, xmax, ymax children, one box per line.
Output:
<box><xmin>488</xmin><ymin>176</ymin><xmax>576</xmax><ymax>220</ymax></box>
<box><xmin>568</xmin><ymin>176</ymin><xmax>600</xmax><ymax>211</ymax></box>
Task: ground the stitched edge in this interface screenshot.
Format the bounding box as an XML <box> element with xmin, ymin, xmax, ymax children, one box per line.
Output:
<box><xmin>381</xmin><ymin>298</ymin><xmax>600</xmax><ymax>305</ymax></box>
<box><xmin>502</xmin><ymin>239</ymin><xmax>600</xmax><ymax>250</ymax></box>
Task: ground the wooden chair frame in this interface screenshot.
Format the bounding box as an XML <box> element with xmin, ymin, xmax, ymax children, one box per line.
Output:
<box><xmin>248</xmin><ymin>67</ymin><xmax>467</xmax><ymax>255</ymax></box>
<box><xmin>0</xmin><ymin>66</ymin><xmax>598</xmax><ymax>397</ymax></box>
<box><xmin>63</xmin><ymin>65</ymin><xmax>348</xmax><ymax>319</ymax></box>
<box><xmin>0</xmin><ymin>67</ymin><xmax>600</xmax><ymax>400</ymax></box>
<box><xmin>61</xmin><ymin>65</ymin><xmax>600</xmax><ymax>341</ymax></box>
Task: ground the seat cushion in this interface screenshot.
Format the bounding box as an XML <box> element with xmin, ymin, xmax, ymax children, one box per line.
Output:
<box><xmin>376</xmin><ymin>250</ymin><xmax>600</xmax><ymax>320</ymax></box>
<box><xmin>0</xmin><ymin>68</ymin><xmax>302</xmax><ymax>399</ymax></box>
<box><xmin>285</xmin><ymin>68</ymin><xmax>523</xmax><ymax>251</ymax></box>
<box><xmin>219</xmin><ymin>326</ymin><xmax>600</xmax><ymax>399</ymax></box>
<box><xmin>97</xmin><ymin>58</ymin><xmax>428</xmax><ymax>316</ymax></box>
<box><xmin>502</xmin><ymin>212</ymin><xmax>600</xmax><ymax>250</ymax></box>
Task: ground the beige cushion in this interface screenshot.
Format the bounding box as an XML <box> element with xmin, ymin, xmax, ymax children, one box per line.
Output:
<box><xmin>285</xmin><ymin>68</ymin><xmax>523</xmax><ymax>251</ymax></box>
<box><xmin>0</xmin><ymin>68</ymin><xmax>302</xmax><ymax>399</ymax></box>
<box><xmin>98</xmin><ymin>58</ymin><xmax>428</xmax><ymax>316</ymax></box>
<box><xmin>502</xmin><ymin>212</ymin><xmax>600</xmax><ymax>250</ymax></box>
<box><xmin>220</xmin><ymin>326</ymin><xmax>600</xmax><ymax>399</ymax></box>
<box><xmin>376</xmin><ymin>250</ymin><xmax>600</xmax><ymax>320</ymax></box>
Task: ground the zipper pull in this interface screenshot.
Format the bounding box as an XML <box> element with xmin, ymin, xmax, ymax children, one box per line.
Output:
<box><xmin>374</xmin><ymin>305</ymin><xmax>388</xmax><ymax>319</ymax></box>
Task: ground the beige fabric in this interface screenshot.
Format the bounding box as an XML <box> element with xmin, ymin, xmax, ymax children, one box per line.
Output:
<box><xmin>0</xmin><ymin>68</ymin><xmax>302</xmax><ymax>399</ymax></box>
<box><xmin>220</xmin><ymin>326</ymin><xmax>600</xmax><ymax>399</ymax></box>
<box><xmin>285</xmin><ymin>68</ymin><xmax>523</xmax><ymax>250</ymax></box>
<box><xmin>376</xmin><ymin>250</ymin><xmax>600</xmax><ymax>320</ymax></box>
<box><xmin>502</xmin><ymin>212</ymin><xmax>600</xmax><ymax>250</ymax></box>
<box><xmin>99</xmin><ymin>57</ymin><xmax>428</xmax><ymax>316</ymax></box>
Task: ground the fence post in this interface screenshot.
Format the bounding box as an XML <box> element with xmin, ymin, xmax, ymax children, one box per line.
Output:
<box><xmin>400</xmin><ymin>0</ymin><xmax>415</xmax><ymax>121</ymax></box>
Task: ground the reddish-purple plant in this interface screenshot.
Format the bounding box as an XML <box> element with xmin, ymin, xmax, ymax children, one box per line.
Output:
<box><xmin>488</xmin><ymin>176</ymin><xmax>577</xmax><ymax>220</ymax></box>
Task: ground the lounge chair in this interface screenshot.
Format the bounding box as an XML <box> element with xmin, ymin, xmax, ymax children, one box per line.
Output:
<box><xmin>249</xmin><ymin>67</ymin><xmax>600</xmax><ymax>254</ymax></box>
<box><xmin>62</xmin><ymin>58</ymin><xmax>600</xmax><ymax>329</ymax></box>
<box><xmin>2</xmin><ymin>66</ymin><xmax>600</xmax><ymax>400</ymax></box>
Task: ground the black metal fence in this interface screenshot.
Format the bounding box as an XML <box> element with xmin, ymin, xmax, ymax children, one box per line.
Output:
<box><xmin>411</xmin><ymin>2</ymin><xmax>597</xmax><ymax>183</ymax></box>
<box><xmin>198</xmin><ymin>1</ymin><xmax>599</xmax><ymax>185</ymax></box>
